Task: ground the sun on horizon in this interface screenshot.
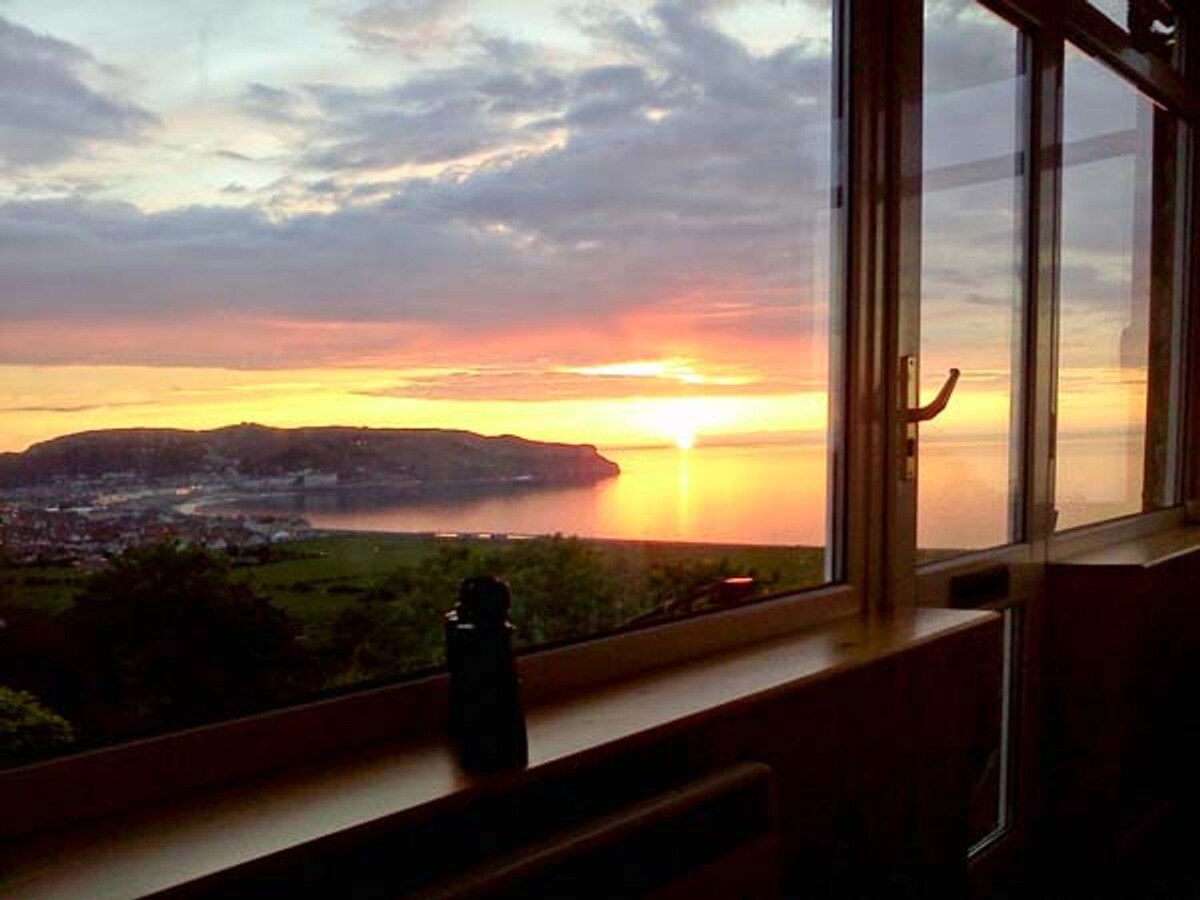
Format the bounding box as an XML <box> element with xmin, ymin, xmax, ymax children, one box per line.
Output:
<box><xmin>674</xmin><ymin>430</ymin><xmax>696</xmax><ymax>450</ymax></box>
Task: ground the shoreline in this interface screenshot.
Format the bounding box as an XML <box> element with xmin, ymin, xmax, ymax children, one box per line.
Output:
<box><xmin>288</xmin><ymin>528</ymin><xmax>822</xmax><ymax>554</ymax></box>
<box><xmin>178</xmin><ymin>472</ymin><xmax>619</xmax><ymax>516</ymax></box>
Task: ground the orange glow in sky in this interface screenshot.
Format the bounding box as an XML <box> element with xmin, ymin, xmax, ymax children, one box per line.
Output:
<box><xmin>0</xmin><ymin>361</ymin><xmax>829</xmax><ymax>452</ymax></box>
<box><xmin>0</xmin><ymin>360</ymin><xmax>1144</xmax><ymax>454</ymax></box>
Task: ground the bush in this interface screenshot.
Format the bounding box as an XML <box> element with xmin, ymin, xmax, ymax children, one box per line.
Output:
<box><xmin>62</xmin><ymin>542</ymin><xmax>307</xmax><ymax>740</ymax></box>
<box><xmin>0</xmin><ymin>686</ymin><xmax>74</xmax><ymax>763</ymax></box>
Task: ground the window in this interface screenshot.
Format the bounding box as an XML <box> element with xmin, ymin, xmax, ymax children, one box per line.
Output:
<box><xmin>1</xmin><ymin>1</ymin><xmax>1197</xmax><ymax>848</ymax></box>
<box><xmin>918</xmin><ymin>0</ymin><xmax>1028</xmax><ymax>555</ymax></box>
<box><xmin>1086</xmin><ymin>0</ymin><xmax>1184</xmax><ymax>69</ymax></box>
<box><xmin>1055</xmin><ymin>44</ymin><xmax>1185</xmax><ymax>531</ymax></box>
<box><xmin>0</xmin><ymin>1</ymin><xmax>842</xmax><ymax>765</ymax></box>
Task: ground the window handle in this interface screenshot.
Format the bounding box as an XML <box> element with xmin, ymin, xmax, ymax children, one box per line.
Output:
<box><xmin>900</xmin><ymin>358</ymin><xmax>960</xmax><ymax>481</ymax></box>
<box><xmin>907</xmin><ymin>367</ymin><xmax>960</xmax><ymax>423</ymax></box>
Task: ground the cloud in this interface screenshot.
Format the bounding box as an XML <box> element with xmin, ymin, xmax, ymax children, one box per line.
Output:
<box><xmin>16</xmin><ymin>0</ymin><xmax>1141</xmax><ymax>384</ymax></box>
<box><xmin>1</xmin><ymin>404</ymin><xmax>101</xmax><ymax>413</ymax></box>
<box><xmin>924</xmin><ymin>0</ymin><xmax>1018</xmax><ymax>96</ymax></box>
<box><xmin>342</xmin><ymin>0</ymin><xmax>468</xmax><ymax>56</ymax></box>
<box><xmin>0</xmin><ymin>314</ymin><xmax>443</xmax><ymax>368</ymax></box>
<box><xmin>1</xmin><ymin>0</ymin><xmax>836</xmax><ymax>363</ymax></box>
<box><xmin>240</xmin><ymin>81</ymin><xmax>306</xmax><ymax>125</ymax></box>
<box><xmin>352</xmin><ymin>359</ymin><xmax>817</xmax><ymax>403</ymax></box>
<box><xmin>0</xmin><ymin>16</ymin><xmax>158</xmax><ymax>167</ymax></box>
<box><xmin>214</xmin><ymin>149</ymin><xmax>257</xmax><ymax>163</ymax></box>
<box><xmin>0</xmin><ymin>0</ymin><xmax>1150</xmax><ymax>381</ymax></box>
<box><xmin>300</xmin><ymin>85</ymin><xmax>518</xmax><ymax>171</ymax></box>
<box><xmin>244</xmin><ymin>0</ymin><xmax>829</xmax><ymax>181</ymax></box>
<box><xmin>0</xmin><ymin>400</ymin><xmax>151</xmax><ymax>413</ymax></box>
<box><xmin>1058</xmin><ymin>261</ymin><xmax>1131</xmax><ymax>314</ymax></box>
<box><xmin>290</xmin><ymin>49</ymin><xmax>570</xmax><ymax>171</ymax></box>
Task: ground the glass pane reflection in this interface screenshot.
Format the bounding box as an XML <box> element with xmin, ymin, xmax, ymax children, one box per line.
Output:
<box><xmin>919</xmin><ymin>0</ymin><xmax>1027</xmax><ymax>555</ymax></box>
<box><xmin>1086</xmin><ymin>0</ymin><xmax>1184</xmax><ymax>69</ymax></box>
<box><xmin>1056</xmin><ymin>45</ymin><xmax>1183</xmax><ymax>530</ymax></box>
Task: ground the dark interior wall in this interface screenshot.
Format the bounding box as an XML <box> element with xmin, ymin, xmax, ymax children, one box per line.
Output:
<box><xmin>686</xmin><ymin>621</ymin><xmax>1003</xmax><ymax>899</ymax></box>
<box><xmin>1038</xmin><ymin>551</ymin><xmax>1200</xmax><ymax>885</ymax></box>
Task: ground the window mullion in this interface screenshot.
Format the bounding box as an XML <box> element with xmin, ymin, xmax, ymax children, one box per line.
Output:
<box><xmin>1027</xmin><ymin>15</ymin><xmax>1065</xmax><ymax>546</ymax></box>
<box><xmin>1183</xmin><ymin>24</ymin><xmax>1200</xmax><ymax>518</ymax></box>
<box><xmin>842</xmin><ymin>0</ymin><xmax>922</xmax><ymax>615</ymax></box>
<box><xmin>1064</xmin><ymin>2</ymin><xmax>1197</xmax><ymax>118</ymax></box>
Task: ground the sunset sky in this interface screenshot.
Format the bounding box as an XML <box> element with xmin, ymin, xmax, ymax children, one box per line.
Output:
<box><xmin>0</xmin><ymin>0</ymin><xmax>1153</xmax><ymax>454</ymax></box>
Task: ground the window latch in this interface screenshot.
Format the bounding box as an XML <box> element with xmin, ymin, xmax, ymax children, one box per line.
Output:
<box><xmin>900</xmin><ymin>357</ymin><xmax>960</xmax><ymax>480</ymax></box>
<box><xmin>906</xmin><ymin>366</ymin><xmax>960</xmax><ymax>423</ymax></box>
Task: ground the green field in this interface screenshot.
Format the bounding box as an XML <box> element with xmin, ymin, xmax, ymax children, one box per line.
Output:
<box><xmin>6</xmin><ymin>531</ymin><xmax>824</xmax><ymax>612</ymax></box>
<box><xmin>1</xmin><ymin>565</ymin><xmax>82</xmax><ymax>616</ymax></box>
<box><xmin>3</xmin><ymin>531</ymin><xmax>825</xmax><ymax>690</ymax></box>
<box><xmin>233</xmin><ymin>532</ymin><xmax>825</xmax><ymax>663</ymax></box>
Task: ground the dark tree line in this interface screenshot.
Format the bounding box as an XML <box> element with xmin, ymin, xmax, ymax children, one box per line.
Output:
<box><xmin>0</xmin><ymin>544</ymin><xmax>307</xmax><ymax>762</ymax></box>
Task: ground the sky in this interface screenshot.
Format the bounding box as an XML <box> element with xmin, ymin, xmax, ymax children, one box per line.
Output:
<box><xmin>0</xmin><ymin>0</ymin><xmax>1164</xmax><ymax>454</ymax></box>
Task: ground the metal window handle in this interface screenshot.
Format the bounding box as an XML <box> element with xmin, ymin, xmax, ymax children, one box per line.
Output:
<box><xmin>907</xmin><ymin>368</ymin><xmax>960</xmax><ymax>423</ymax></box>
<box><xmin>900</xmin><ymin>358</ymin><xmax>960</xmax><ymax>481</ymax></box>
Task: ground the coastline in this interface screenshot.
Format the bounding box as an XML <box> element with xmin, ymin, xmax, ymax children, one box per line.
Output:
<box><xmin>181</xmin><ymin>470</ymin><xmax>620</xmax><ymax>518</ymax></box>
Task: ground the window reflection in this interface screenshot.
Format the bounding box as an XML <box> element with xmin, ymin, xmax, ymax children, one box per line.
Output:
<box><xmin>1055</xmin><ymin>45</ymin><xmax>1183</xmax><ymax>531</ymax></box>
<box><xmin>919</xmin><ymin>0</ymin><xmax>1027</xmax><ymax>554</ymax></box>
<box><xmin>1087</xmin><ymin>0</ymin><xmax>1183</xmax><ymax>67</ymax></box>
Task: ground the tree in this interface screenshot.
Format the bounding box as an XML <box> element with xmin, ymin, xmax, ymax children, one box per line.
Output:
<box><xmin>0</xmin><ymin>685</ymin><xmax>74</xmax><ymax>764</ymax></box>
<box><xmin>62</xmin><ymin>543</ymin><xmax>306</xmax><ymax>741</ymax></box>
<box><xmin>0</xmin><ymin>546</ymin><xmax>10</xmax><ymax>606</ymax></box>
<box><xmin>496</xmin><ymin>536</ymin><xmax>627</xmax><ymax>645</ymax></box>
<box><xmin>314</xmin><ymin>537</ymin><xmax>634</xmax><ymax>687</ymax></box>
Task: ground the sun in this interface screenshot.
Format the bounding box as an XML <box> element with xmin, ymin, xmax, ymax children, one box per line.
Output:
<box><xmin>626</xmin><ymin>397</ymin><xmax>726</xmax><ymax>450</ymax></box>
<box><xmin>661</xmin><ymin>409</ymin><xmax>698</xmax><ymax>450</ymax></box>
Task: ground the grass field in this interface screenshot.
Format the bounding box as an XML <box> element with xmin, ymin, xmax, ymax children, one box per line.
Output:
<box><xmin>1</xmin><ymin>565</ymin><xmax>82</xmax><ymax>615</ymax></box>
<box><xmin>5</xmin><ymin>531</ymin><xmax>825</xmax><ymax>637</ymax></box>
<box><xmin>247</xmin><ymin>532</ymin><xmax>825</xmax><ymax>642</ymax></box>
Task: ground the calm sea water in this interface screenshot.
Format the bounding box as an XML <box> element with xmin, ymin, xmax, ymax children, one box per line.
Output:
<box><xmin>212</xmin><ymin>436</ymin><xmax>1143</xmax><ymax>551</ymax></box>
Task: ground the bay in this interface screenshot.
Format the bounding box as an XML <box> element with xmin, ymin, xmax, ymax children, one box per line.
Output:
<box><xmin>211</xmin><ymin>435</ymin><xmax>1144</xmax><ymax>551</ymax></box>
<box><xmin>211</xmin><ymin>442</ymin><xmax>828</xmax><ymax>547</ymax></box>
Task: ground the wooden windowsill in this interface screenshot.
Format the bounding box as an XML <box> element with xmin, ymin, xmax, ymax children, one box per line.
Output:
<box><xmin>1</xmin><ymin>607</ymin><xmax>994</xmax><ymax>899</ymax></box>
<box><xmin>1050</xmin><ymin>525</ymin><xmax>1200</xmax><ymax>569</ymax></box>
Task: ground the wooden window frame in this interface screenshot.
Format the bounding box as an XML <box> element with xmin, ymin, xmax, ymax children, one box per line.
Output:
<box><xmin>904</xmin><ymin>0</ymin><xmax>1200</xmax><ymax>882</ymax></box>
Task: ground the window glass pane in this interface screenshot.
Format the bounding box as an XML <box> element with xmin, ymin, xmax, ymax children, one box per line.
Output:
<box><xmin>0</xmin><ymin>1</ymin><xmax>839</xmax><ymax>762</ymax></box>
<box><xmin>919</xmin><ymin>0</ymin><xmax>1027</xmax><ymax>556</ymax></box>
<box><xmin>967</xmin><ymin>606</ymin><xmax>1018</xmax><ymax>855</ymax></box>
<box><xmin>1056</xmin><ymin>45</ymin><xmax>1183</xmax><ymax>531</ymax></box>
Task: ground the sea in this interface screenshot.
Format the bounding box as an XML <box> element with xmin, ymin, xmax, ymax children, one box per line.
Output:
<box><xmin>209</xmin><ymin>432</ymin><xmax>1146</xmax><ymax>553</ymax></box>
